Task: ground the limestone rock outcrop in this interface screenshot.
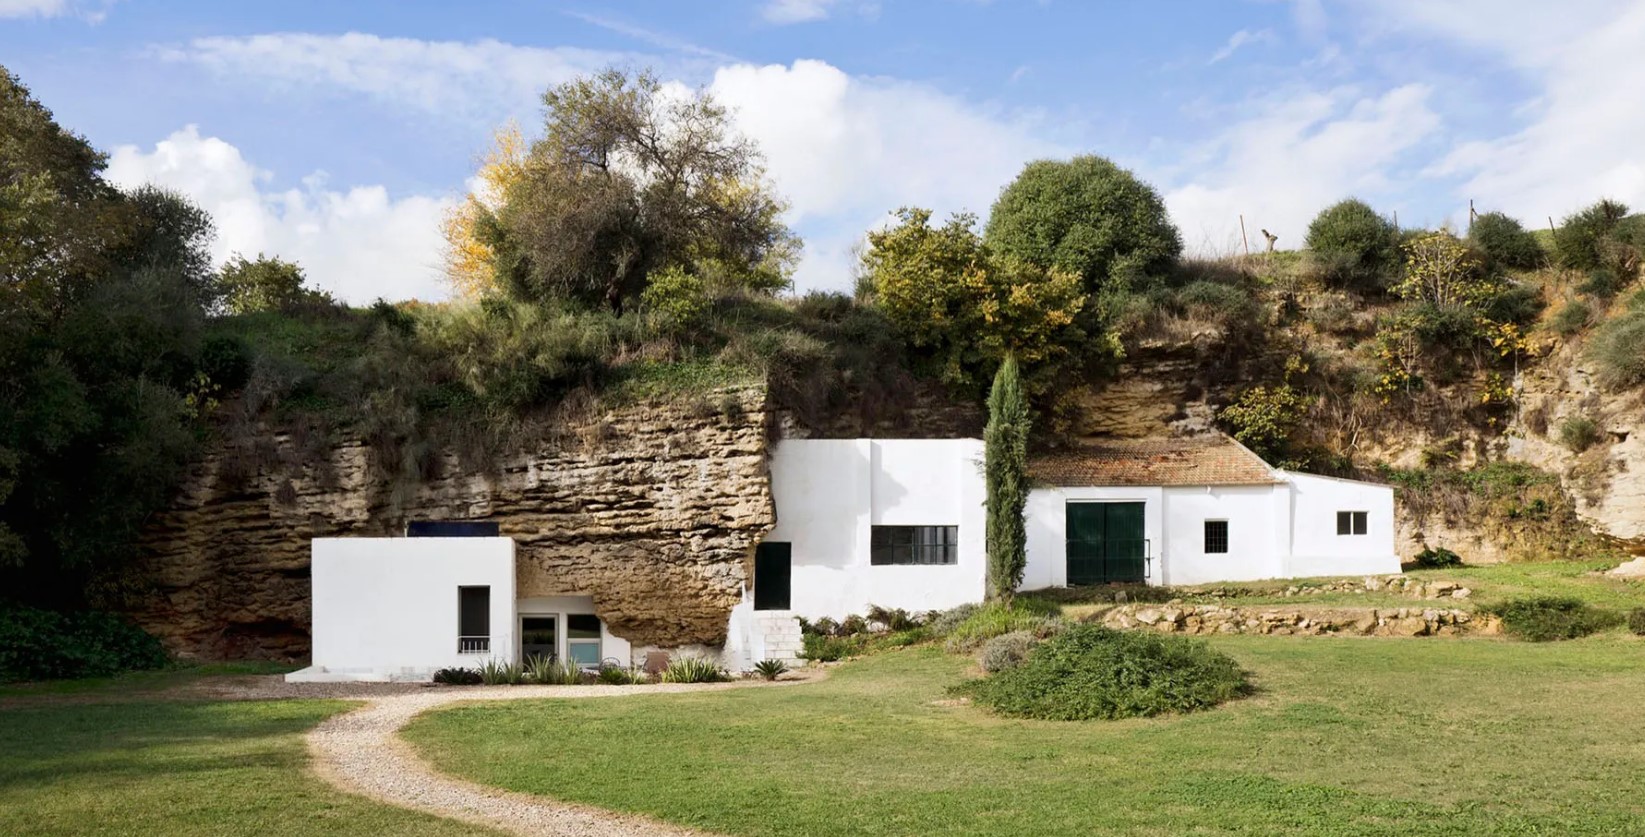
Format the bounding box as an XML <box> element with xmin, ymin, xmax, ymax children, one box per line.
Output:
<box><xmin>133</xmin><ymin>387</ymin><xmax>775</xmax><ymax>660</ymax></box>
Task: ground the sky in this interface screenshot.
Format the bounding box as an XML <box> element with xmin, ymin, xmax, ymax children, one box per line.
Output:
<box><xmin>4</xmin><ymin>0</ymin><xmax>1643</xmax><ymax>303</ymax></box>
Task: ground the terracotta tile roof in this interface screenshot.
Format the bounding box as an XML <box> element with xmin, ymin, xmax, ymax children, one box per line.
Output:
<box><xmin>1029</xmin><ymin>434</ymin><xmax>1280</xmax><ymax>487</ymax></box>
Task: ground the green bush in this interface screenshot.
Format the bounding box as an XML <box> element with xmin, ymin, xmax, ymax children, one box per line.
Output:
<box><xmin>984</xmin><ymin>154</ymin><xmax>1182</xmax><ymax>292</ymax></box>
<box><xmin>432</xmin><ymin>667</ymin><xmax>482</xmax><ymax>685</ymax></box>
<box><xmin>1549</xmin><ymin>300</ymin><xmax>1592</xmax><ymax>335</ymax></box>
<box><xmin>954</xmin><ymin>624</ymin><xmax>1251</xmax><ymax>721</ymax></box>
<box><xmin>1493</xmin><ymin>597</ymin><xmax>1620</xmax><ymax>642</ymax></box>
<box><xmin>479</xmin><ymin>658</ymin><xmax>527</xmax><ymax>685</ymax></box>
<box><xmin>524</xmin><ymin>655</ymin><xmax>583</xmax><ymax>685</ymax></box>
<box><xmin>1589</xmin><ymin>311</ymin><xmax>1645</xmax><ymax>390</ymax></box>
<box><xmin>1468</xmin><ymin>211</ymin><xmax>1543</xmax><ymax>271</ymax></box>
<box><xmin>1578</xmin><ymin>268</ymin><xmax>1625</xmax><ymax>299</ymax></box>
<box><xmin>1305</xmin><ymin>199</ymin><xmax>1400</xmax><ymax>292</ymax></box>
<box><xmin>1412</xmin><ymin>546</ymin><xmax>1463</xmax><ymax>569</ymax></box>
<box><xmin>1479</xmin><ymin>282</ymin><xmax>1543</xmax><ymax>326</ymax></box>
<box><xmin>640</xmin><ymin>265</ymin><xmax>709</xmax><ymax>330</ymax></box>
<box><xmin>596</xmin><ymin>663</ymin><xmax>642</xmax><ymax>685</ymax></box>
<box><xmin>1558</xmin><ymin>416</ymin><xmax>1602</xmax><ymax>452</ymax></box>
<box><xmin>800</xmin><ymin>633</ymin><xmax>863</xmax><ymax>662</ymax></box>
<box><xmin>979</xmin><ymin>630</ymin><xmax>1037</xmax><ymax>673</ymax></box>
<box><xmin>1627</xmin><ymin>608</ymin><xmax>1645</xmax><ymax>636</ymax></box>
<box><xmin>940</xmin><ymin>600</ymin><xmax>1064</xmax><ymax>652</ymax></box>
<box><xmin>1554</xmin><ymin>200</ymin><xmax>1634</xmax><ymax>271</ymax></box>
<box><xmin>660</xmin><ymin>656</ymin><xmax>730</xmax><ymax>683</ymax></box>
<box><xmin>753</xmin><ymin>658</ymin><xmax>789</xmax><ymax>680</ymax></box>
<box><xmin>0</xmin><ymin>606</ymin><xmax>169</xmax><ymax>683</ymax></box>
<box><xmin>865</xmin><ymin>604</ymin><xmax>919</xmax><ymax>632</ymax></box>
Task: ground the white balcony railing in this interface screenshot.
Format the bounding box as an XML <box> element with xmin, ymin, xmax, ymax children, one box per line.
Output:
<box><xmin>458</xmin><ymin>636</ymin><xmax>490</xmax><ymax>654</ymax></box>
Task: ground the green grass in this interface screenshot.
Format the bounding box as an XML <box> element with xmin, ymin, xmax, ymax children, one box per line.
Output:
<box><xmin>407</xmin><ymin>637</ymin><xmax>1645</xmax><ymax>836</ymax></box>
<box><xmin>0</xmin><ymin>698</ymin><xmax>492</xmax><ymax>836</ymax></box>
<box><xmin>0</xmin><ymin>661</ymin><xmax>297</xmax><ymax>700</ymax></box>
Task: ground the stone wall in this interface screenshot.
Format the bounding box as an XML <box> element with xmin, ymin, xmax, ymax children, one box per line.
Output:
<box><xmin>1096</xmin><ymin>602</ymin><xmax>1498</xmax><ymax>637</ymax></box>
<box><xmin>132</xmin><ymin>386</ymin><xmax>775</xmax><ymax>661</ymax></box>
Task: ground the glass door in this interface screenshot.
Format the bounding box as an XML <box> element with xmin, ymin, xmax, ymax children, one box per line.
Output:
<box><xmin>521</xmin><ymin>616</ymin><xmax>557</xmax><ymax>662</ymax></box>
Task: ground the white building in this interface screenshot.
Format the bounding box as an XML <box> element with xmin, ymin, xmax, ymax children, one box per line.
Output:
<box><xmin>288</xmin><ymin>434</ymin><xmax>1396</xmax><ymax>681</ymax></box>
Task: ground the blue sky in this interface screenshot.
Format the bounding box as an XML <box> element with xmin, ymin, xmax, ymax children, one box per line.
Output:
<box><xmin>4</xmin><ymin>0</ymin><xmax>1642</xmax><ymax>302</ymax></box>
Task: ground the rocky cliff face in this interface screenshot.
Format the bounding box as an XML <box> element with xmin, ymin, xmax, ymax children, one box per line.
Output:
<box><xmin>133</xmin><ymin>386</ymin><xmax>775</xmax><ymax>660</ymax></box>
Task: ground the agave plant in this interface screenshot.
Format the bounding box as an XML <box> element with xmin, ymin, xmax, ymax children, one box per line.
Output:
<box><xmin>661</xmin><ymin>656</ymin><xmax>730</xmax><ymax>684</ymax></box>
<box><xmin>752</xmin><ymin>658</ymin><xmax>789</xmax><ymax>681</ymax></box>
<box><xmin>524</xmin><ymin>655</ymin><xmax>582</xmax><ymax>685</ymax></box>
<box><xmin>478</xmin><ymin>658</ymin><xmax>526</xmax><ymax>685</ymax></box>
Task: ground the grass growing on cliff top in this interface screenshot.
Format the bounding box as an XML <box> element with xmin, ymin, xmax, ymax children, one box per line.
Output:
<box><xmin>0</xmin><ymin>699</ymin><xmax>488</xmax><ymax>837</ymax></box>
<box><xmin>407</xmin><ymin>637</ymin><xmax>1645</xmax><ymax>836</ymax></box>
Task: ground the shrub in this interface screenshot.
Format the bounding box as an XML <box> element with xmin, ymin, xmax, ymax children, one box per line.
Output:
<box><xmin>1628</xmin><ymin>608</ymin><xmax>1645</xmax><ymax>637</ymax></box>
<box><xmin>753</xmin><ymin>658</ymin><xmax>790</xmax><ymax>680</ymax></box>
<box><xmin>596</xmin><ymin>663</ymin><xmax>641</xmax><ymax>685</ymax></box>
<box><xmin>1554</xmin><ymin>199</ymin><xmax>1633</xmax><ymax>271</ymax></box>
<box><xmin>954</xmin><ymin>624</ymin><xmax>1251</xmax><ymax>721</ymax></box>
<box><xmin>1411</xmin><ymin>546</ymin><xmax>1463</xmax><ymax>569</ymax></box>
<box><xmin>640</xmin><ymin>265</ymin><xmax>709</xmax><ymax>329</ymax></box>
<box><xmin>525</xmin><ymin>655</ymin><xmax>583</xmax><ymax>685</ymax></box>
<box><xmin>837</xmin><ymin>614</ymin><xmax>868</xmax><ymax>636</ymax></box>
<box><xmin>1578</xmin><ymin>268</ymin><xmax>1625</xmax><ymax>299</ymax></box>
<box><xmin>979</xmin><ymin>631</ymin><xmax>1037</xmax><ymax>673</ymax></box>
<box><xmin>1589</xmin><ymin>311</ymin><xmax>1645</xmax><ymax>390</ymax></box>
<box><xmin>926</xmin><ymin>603</ymin><xmax>980</xmax><ymax>636</ymax></box>
<box><xmin>0</xmin><ymin>606</ymin><xmax>169</xmax><ymax>683</ymax></box>
<box><xmin>432</xmin><ymin>667</ymin><xmax>482</xmax><ymax>685</ymax></box>
<box><xmin>806</xmin><ymin>616</ymin><xmax>839</xmax><ymax>637</ymax></box>
<box><xmin>478</xmin><ymin>658</ymin><xmax>527</xmax><ymax>685</ymax></box>
<box><xmin>865</xmin><ymin>605</ymin><xmax>919</xmax><ymax>632</ymax></box>
<box><xmin>1494</xmin><ymin>597</ymin><xmax>1620</xmax><ymax>642</ymax></box>
<box><xmin>800</xmin><ymin>633</ymin><xmax>862</xmax><ymax>662</ymax></box>
<box><xmin>1468</xmin><ymin>211</ymin><xmax>1543</xmax><ymax>271</ymax></box>
<box><xmin>1305</xmin><ymin>199</ymin><xmax>1400</xmax><ymax>292</ymax></box>
<box><xmin>1558</xmin><ymin>416</ymin><xmax>1602</xmax><ymax>452</ymax></box>
<box><xmin>1549</xmin><ymin>300</ymin><xmax>1592</xmax><ymax>335</ymax></box>
<box><xmin>984</xmin><ymin>154</ymin><xmax>1182</xmax><ymax>292</ymax></box>
<box><xmin>941</xmin><ymin>600</ymin><xmax>1064</xmax><ymax>652</ymax></box>
<box><xmin>1479</xmin><ymin>282</ymin><xmax>1544</xmax><ymax>326</ymax></box>
<box><xmin>661</xmin><ymin>656</ymin><xmax>730</xmax><ymax>683</ymax></box>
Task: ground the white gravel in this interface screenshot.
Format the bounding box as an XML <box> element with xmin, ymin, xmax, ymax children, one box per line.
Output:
<box><xmin>303</xmin><ymin>676</ymin><xmax>819</xmax><ymax>837</ymax></box>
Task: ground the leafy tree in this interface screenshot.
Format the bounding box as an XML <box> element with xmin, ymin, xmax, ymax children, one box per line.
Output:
<box><xmin>441</xmin><ymin>122</ymin><xmax>528</xmax><ymax>298</ymax></box>
<box><xmin>1554</xmin><ymin>199</ymin><xmax>1642</xmax><ymax>275</ymax></box>
<box><xmin>1394</xmin><ymin>231</ymin><xmax>1497</xmax><ymax>307</ymax></box>
<box><xmin>984</xmin><ymin>355</ymin><xmax>1030</xmax><ymax>602</ymax></box>
<box><xmin>1305</xmin><ymin>199</ymin><xmax>1400</xmax><ymax>292</ymax></box>
<box><xmin>863</xmin><ymin>208</ymin><xmax>1088</xmax><ymax>397</ymax></box>
<box><xmin>985</xmin><ymin>155</ymin><xmax>1181</xmax><ymax>293</ymax></box>
<box><xmin>1218</xmin><ymin>356</ymin><xmax>1312</xmax><ymax>466</ymax></box>
<box><xmin>1467</xmin><ymin>211</ymin><xmax>1542</xmax><ymax>271</ymax></box>
<box><xmin>494</xmin><ymin>68</ymin><xmax>799</xmax><ymax>312</ymax></box>
<box><xmin>219</xmin><ymin>253</ymin><xmax>333</xmax><ymax>314</ymax></box>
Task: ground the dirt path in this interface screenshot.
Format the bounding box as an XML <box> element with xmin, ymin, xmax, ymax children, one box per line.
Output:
<box><xmin>305</xmin><ymin>675</ymin><xmax>820</xmax><ymax>837</ymax></box>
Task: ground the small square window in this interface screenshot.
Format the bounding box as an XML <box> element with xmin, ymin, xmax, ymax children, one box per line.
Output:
<box><xmin>1204</xmin><ymin>520</ymin><xmax>1228</xmax><ymax>554</ymax></box>
<box><xmin>1336</xmin><ymin>511</ymin><xmax>1368</xmax><ymax>536</ymax></box>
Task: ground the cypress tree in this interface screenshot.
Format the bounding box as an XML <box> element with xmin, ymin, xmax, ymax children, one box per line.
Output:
<box><xmin>985</xmin><ymin>355</ymin><xmax>1030</xmax><ymax>601</ymax></box>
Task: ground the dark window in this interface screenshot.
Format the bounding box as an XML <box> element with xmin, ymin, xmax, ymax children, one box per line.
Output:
<box><xmin>1204</xmin><ymin>520</ymin><xmax>1228</xmax><ymax>554</ymax></box>
<box><xmin>458</xmin><ymin>586</ymin><xmax>490</xmax><ymax>653</ymax></box>
<box><xmin>754</xmin><ymin>542</ymin><xmax>792</xmax><ymax>610</ymax></box>
<box><xmin>871</xmin><ymin>526</ymin><xmax>958</xmax><ymax>566</ymax></box>
<box><xmin>1336</xmin><ymin>511</ymin><xmax>1368</xmax><ymax>536</ymax></box>
<box><xmin>407</xmin><ymin>520</ymin><xmax>500</xmax><ymax>537</ymax></box>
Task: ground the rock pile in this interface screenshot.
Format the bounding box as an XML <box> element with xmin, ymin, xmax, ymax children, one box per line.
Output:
<box><xmin>1097</xmin><ymin>602</ymin><xmax>1498</xmax><ymax>637</ymax></box>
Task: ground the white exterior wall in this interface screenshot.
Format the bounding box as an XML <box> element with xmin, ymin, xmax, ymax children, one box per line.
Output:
<box><xmin>516</xmin><ymin>595</ymin><xmax>633</xmax><ymax>666</ymax></box>
<box><xmin>758</xmin><ymin>438</ymin><xmax>986</xmax><ymax>618</ymax></box>
<box><xmin>1282</xmin><ymin>472</ymin><xmax>1400</xmax><ymax>577</ymax></box>
<box><xmin>1024</xmin><ymin>486</ymin><xmax>1164</xmax><ymax>589</ymax></box>
<box><xmin>1159</xmin><ymin>485</ymin><xmax>1284</xmax><ymax>585</ymax></box>
<box><xmin>303</xmin><ymin>537</ymin><xmax>516</xmax><ymax>679</ymax></box>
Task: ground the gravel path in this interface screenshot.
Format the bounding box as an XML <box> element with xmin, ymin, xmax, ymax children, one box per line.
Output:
<box><xmin>305</xmin><ymin>675</ymin><xmax>820</xmax><ymax>837</ymax></box>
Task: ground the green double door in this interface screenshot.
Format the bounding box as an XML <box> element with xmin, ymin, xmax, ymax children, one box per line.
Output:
<box><xmin>1066</xmin><ymin>502</ymin><xmax>1147</xmax><ymax>585</ymax></box>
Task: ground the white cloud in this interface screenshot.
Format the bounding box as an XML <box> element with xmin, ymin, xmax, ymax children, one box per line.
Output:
<box><xmin>1162</xmin><ymin>84</ymin><xmax>1440</xmax><ymax>254</ymax></box>
<box><xmin>760</xmin><ymin>0</ymin><xmax>839</xmax><ymax>24</ymax></box>
<box><xmin>0</xmin><ymin>0</ymin><xmax>66</xmax><ymax>17</ymax></box>
<box><xmin>1208</xmin><ymin>28</ymin><xmax>1276</xmax><ymax>65</ymax></box>
<box><xmin>106</xmin><ymin>126</ymin><xmax>453</xmax><ymax>304</ymax></box>
<box><xmin>1357</xmin><ymin>0</ymin><xmax>1645</xmax><ymax>223</ymax></box>
<box><xmin>709</xmin><ymin>60</ymin><xmax>1066</xmax><ymax>290</ymax></box>
<box><xmin>154</xmin><ymin>32</ymin><xmax>637</xmax><ymax>124</ymax></box>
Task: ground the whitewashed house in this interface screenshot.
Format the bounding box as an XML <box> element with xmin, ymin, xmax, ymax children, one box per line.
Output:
<box><xmin>287</xmin><ymin>434</ymin><xmax>1396</xmax><ymax>681</ymax></box>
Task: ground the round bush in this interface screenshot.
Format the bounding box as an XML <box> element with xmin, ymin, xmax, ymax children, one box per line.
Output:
<box><xmin>1589</xmin><ymin>312</ymin><xmax>1645</xmax><ymax>390</ymax></box>
<box><xmin>984</xmin><ymin>155</ymin><xmax>1181</xmax><ymax>292</ymax></box>
<box><xmin>954</xmin><ymin>624</ymin><xmax>1250</xmax><ymax>721</ymax></box>
<box><xmin>1494</xmin><ymin>596</ymin><xmax>1620</xmax><ymax>642</ymax></box>
<box><xmin>1628</xmin><ymin>608</ymin><xmax>1645</xmax><ymax>637</ymax></box>
<box><xmin>979</xmin><ymin>630</ymin><xmax>1036</xmax><ymax>673</ymax></box>
<box><xmin>1468</xmin><ymin>211</ymin><xmax>1543</xmax><ymax>271</ymax></box>
<box><xmin>1412</xmin><ymin>546</ymin><xmax>1463</xmax><ymax>569</ymax></box>
<box><xmin>1305</xmin><ymin>199</ymin><xmax>1399</xmax><ymax>292</ymax></box>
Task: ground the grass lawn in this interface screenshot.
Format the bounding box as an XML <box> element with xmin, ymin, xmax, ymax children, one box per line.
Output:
<box><xmin>0</xmin><ymin>698</ymin><xmax>493</xmax><ymax>836</ymax></box>
<box><xmin>406</xmin><ymin>636</ymin><xmax>1645</xmax><ymax>836</ymax></box>
<box><xmin>0</xmin><ymin>661</ymin><xmax>295</xmax><ymax>700</ymax></box>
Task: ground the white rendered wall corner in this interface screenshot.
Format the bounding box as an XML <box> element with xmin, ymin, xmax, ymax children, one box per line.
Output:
<box><xmin>288</xmin><ymin>537</ymin><xmax>516</xmax><ymax>682</ymax></box>
<box><xmin>1282</xmin><ymin>473</ymin><xmax>1401</xmax><ymax>577</ymax></box>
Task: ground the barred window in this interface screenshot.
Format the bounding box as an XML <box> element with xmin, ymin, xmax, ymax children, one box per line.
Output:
<box><xmin>1204</xmin><ymin>520</ymin><xmax>1228</xmax><ymax>554</ymax></box>
<box><xmin>871</xmin><ymin>526</ymin><xmax>958</xmax><ymax>566</ymax></box>
<box><xmin>1336</xmin><ymin>511</ymin><xmax>1368</xmax><ymax>536</ymax></box>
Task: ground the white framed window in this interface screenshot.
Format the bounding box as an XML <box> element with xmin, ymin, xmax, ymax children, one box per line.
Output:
<box><xmin>457</xmin><ymin>586</ymin><xmax>490</xmax><ymax>653</ymax></box>
<box><xmin>1336</xmin><ymin>511</ymin><xmax>1368</xmax><ymax>536</ymax></box>
<box><xmin>566</xmin><ymin>614</ymin><xmax>602</xmax><ymax>666</ymax></box>
<box><xmin>1204</xmin><ymin>520</ymin><xmax>1228</xmax><ymax>554</ymax></box>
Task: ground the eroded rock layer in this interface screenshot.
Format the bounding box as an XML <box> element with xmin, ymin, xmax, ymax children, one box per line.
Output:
<box><xmin>133</xmin><ymin>387</ymin><xmax>775</xmax><ymax>660</ymax></box>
